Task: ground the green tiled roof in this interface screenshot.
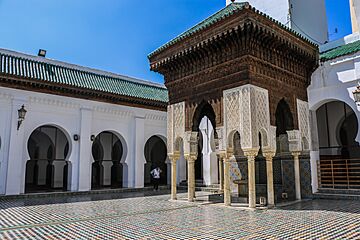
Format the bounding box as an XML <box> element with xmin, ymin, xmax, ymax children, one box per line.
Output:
<box><xmin>149</xmin><ymin>2</ymin><xmax>316</xmax><ymax>58</ymax></box>
<box><xmin>0</xmin><ymin>48</ymin><xmax>168</xmax><ymax>103</ymax></box>
<box><xmin>320</xmin><ymin>40</ymin><xmax>360</xmax><ymax>61</ymax></box>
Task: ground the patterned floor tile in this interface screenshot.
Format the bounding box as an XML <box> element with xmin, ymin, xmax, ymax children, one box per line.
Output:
<box><xmin>0</xmin><ymin>192</ymin><xmax>359</xmax><ymax>239</ymax></box>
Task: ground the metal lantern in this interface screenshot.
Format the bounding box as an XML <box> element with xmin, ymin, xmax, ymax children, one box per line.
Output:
<box><xmin>17</xmin><ymin>105</ymin><xmax>27</xmax><ymax>130</ymax></box>
<box><xmin>353</xmin><ymin>84</ymin><xmax>360</xmax><ymax>105</ymax></box>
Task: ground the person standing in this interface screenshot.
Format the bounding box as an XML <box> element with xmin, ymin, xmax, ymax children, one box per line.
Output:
<box><xmin>150</xmin><ymin>167</ymin><xmax>162</xmax><ymax>191</ymax></box>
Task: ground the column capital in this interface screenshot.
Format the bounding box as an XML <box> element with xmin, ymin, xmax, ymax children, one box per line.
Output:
<box><xmin>291</xmin><ymin>151</ymin><xmax>301</xmax><ymax>158</ymax></box>
<box><xmin>184</xmin><ymin>154</ymin><xmax>197</xmax><ymax>162</ymax></box>
<box><xmin>263</xmin><ymin>151</ymin><xmax>276</xmax><ymax>161</ymax></box>
<box><xmin>243</xmin><ymin>148</ymin><xmax>259</xmax><ymax>160</ymax></box>
<box><xmin>168</xmin><ymin>154</ymin><xmax>179</xmax><ymax>163</ymax></box>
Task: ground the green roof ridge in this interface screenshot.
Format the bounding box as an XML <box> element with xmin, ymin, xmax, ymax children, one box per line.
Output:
<box><xmin>320</xmin><ymin>40</ymin><xmax>360</xmax><ymax>61</ymax></box>
<box><xmin>0</xmin><ymin>49</ymin><xmax>169</xmax><ymax>103</ymax></box>
<box><xmin>148</xmin><ymin>2</ymin><xmax>247</xmax><ymax>58</ymax></box>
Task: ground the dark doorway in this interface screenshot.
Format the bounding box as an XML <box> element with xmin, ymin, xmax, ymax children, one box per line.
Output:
<box><xmin>25</xmin><ymin>125</ymin><xmax>70</xmax><ymax>193</ymax></box>
<box><xmin>275</xmin><ymin>99</ymin><xmax>294</xmax><ymax>154</ymax></box>
<box><xmin>91</xmin><ymin>131</ymin><xmax>123</xmax><ymax>189</ymax></box>
<box><xmin>144</xmin><ymin>136</ymin><xmax>168</xmax><ymax>186</ymax></box>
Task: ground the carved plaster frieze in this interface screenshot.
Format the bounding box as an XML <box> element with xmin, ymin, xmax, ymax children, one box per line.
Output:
<box><xmin>145</xmin><ymin>113</ymin><xmax>167</xmax><ymax>121</ymax></box>
<box><xmin>93</xmin><ymin>106</ymin><xmax>133</xmax><ymax>117</ymax></box>
<box><xmin>29</xmin><ymin>96</ymin><xmax>80</xmax><ymax>109</ymax></box>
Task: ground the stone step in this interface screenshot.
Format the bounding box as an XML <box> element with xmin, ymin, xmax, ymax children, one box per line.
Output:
<box><xmin>0</xmin><ymin>185</ymin><xmax>171</xmax><ymax>200</ymax></box>
<box><xmin>179</xmin><ymin>181</ymin><xmax>220</xmax><ymax>189</ymax></box>
<box><xmin>208</xmin><ymin>193</ymin><xmax>248</xmax><ymax>203</ymax></box>
<box><xmin>317</xmin><ymin>188</ymin><xmax>360</xmax><ymax>195</ymax></box>
<box><xmin>313</xmin><ymin>192</ymin><xmax>360</xmax><ymax>200</ymax></box>
<box><xmin>177</xmin><ymin>185</ymin><xmax>221</xmax><ymax>193</ymax></box>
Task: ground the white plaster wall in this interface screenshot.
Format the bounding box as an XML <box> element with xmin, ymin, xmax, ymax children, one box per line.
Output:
<box><xmin>290</xmin><ymin>0</ymin><xmax>328</xmax><ymax>44</ymax></box>
<box><xmin>226</xmin><ymin>0</ymin><xmax>290</xmax><ymax>25</ymax></box>
<box><xmin>0</xmin><ymin>86</ymin><xmax>167</xmax><ymax>195</ymax></box>
<box><xmin>309</xmin><ymin>50</ymin><xmax>360</xmax><ymax>193</ymax></box>
<box><xmin>0</xmin><ymin>94</ymin><xmax>12</xmax><ymax>194</ymax></box>
<box><xmin>226</xmin><ymin>0</ymin><xmax>328</xmax><ymax>44</ymax></box>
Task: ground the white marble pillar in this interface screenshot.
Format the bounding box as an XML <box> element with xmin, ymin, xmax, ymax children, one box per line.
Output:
<box><xmin>187</xmin><ymin>156</ymin><xmax>195</xmax><ymax>202</ymax></box>
<box><xmin>170</xmin><ymin>155</ymin><xmax>178</xmax><ymax>200</ymax></box>
<box><xmin>264</xmin><ymin>151</ymin><xmax>275</xmax><ymax>207</ymax></box>
<box><xmin>292</xmin><ymin>151</ymin><xmax>302</xmax><ymax>200</ymax></box>
<box><xmin>245</xmin><ymin>151</ymin><xmax>257</xmax><ymax>208</ymax></box>
<box><xmin>224</xmin><ymin>157</ymin><xmax>231</xmax><ymax>206</ymax></box>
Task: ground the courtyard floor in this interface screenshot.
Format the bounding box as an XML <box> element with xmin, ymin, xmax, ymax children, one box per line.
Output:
<box><xmin>0</xmin><ymin>191</ymin><xmax>359</xmax><ymax>239</ymax></box>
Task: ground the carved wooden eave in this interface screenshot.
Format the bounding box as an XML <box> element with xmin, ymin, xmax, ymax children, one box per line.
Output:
<box><xmin>149</xmin><ymin>6</ymin><xmax>319</xmax><ymax>80</ymax></box>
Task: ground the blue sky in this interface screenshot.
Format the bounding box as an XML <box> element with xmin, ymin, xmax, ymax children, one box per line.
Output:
<box><xmin>0</xmin><ymin>0</ymin><xmax>352</xmax><ymax>84</ymax></box>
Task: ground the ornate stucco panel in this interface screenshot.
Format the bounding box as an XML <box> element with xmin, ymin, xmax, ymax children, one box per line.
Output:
<box><xmin>296</xmin><ymin>99</ymin><xmax>311</xmax><ymax>151</ymax></box>
<box><xmin>250</xmin><ymin>85</ymin><xmax>271</xmax><ymax>149</ymax></box>
<box><xmin>223</xmin><ymin>84</ymin><xmax>272</xmax><ymax>152</ymax></box>
<box><xmin>287</xmin><ymin>130</ymin><xmax>302</xmax><ymax>152</ymax></box>
<box><xmin>168</xmin><ymin>101</ymin><xmax>186</xmax><ymax>155</ymax></box>
<box><xmin>223</xmin><ymin>88</ymin><xmax>242</xmax><ymax>150</ymax></box>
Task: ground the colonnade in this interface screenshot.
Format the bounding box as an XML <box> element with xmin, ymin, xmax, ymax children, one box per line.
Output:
<box><xmin>169</xmin><ymin>150</ymin><xmax>303</xmax><ymax>208</ymax></box>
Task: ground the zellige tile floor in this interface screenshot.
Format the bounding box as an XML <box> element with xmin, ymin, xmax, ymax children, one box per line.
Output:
<box><xmin>0</xmin><ymin>192</ymin><xmax>359</xmax><ymax>239</ymax></box>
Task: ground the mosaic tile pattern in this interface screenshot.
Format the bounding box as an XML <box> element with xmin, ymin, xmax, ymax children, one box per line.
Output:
<box><xmin>282</xmin><ymin>159</ymin><xmax>296</xmax><ymax>200</ymax></box>
<box><xmin>300</xmin><ymin>158</ymin><xmax>313</xmax><ymax>198</ymax></box>
<box><xmin>0</xmin><ymin>193</ymin><xmax>359</xmax><ymax>239</ymax></box>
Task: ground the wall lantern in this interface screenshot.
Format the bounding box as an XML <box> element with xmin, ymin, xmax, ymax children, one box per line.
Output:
<box><xmin>353</xmin><ymin>83</ymin><xmax>360</xmax><ymax>105</ymax></box>
<box><xmin>90</xmin><ymin>135</ymin><xmax>95</xmax><ymax>141</ymax></box>
<box><xmin>73</xmin><ymin>134</ymin><xmax>79</xmax><ymax>141</ymax></box>
<box><xmin>17</xmin><ymin>105</ymin><xmax>27</xmax><ymax>130</ymax></box>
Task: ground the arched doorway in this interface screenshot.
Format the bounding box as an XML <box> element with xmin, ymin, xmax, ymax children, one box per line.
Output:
<box><xmin>144</xmin><ymin>136</ymin><xmax>168</xmax><ymax>186</ymax></box>
<box><xmin>275</xmin><ymin>99</ymin><xmax>294</xmax><ymax>154</ymax></box>
<box><xmin>91</xmin><ymin>131</ymin><xmax>124</xmax><ymax>189</ymax></box>
<box><xmin>274</xmin><ymin>99</ymin><xmax>296</xmax><ymax>200</ymax></box>
<box><xmin>192</xmin><ymin>101</ymin><xmax>218</xmax><ymax>185</ymax></box>
<box><xmin>316</xmin><ymin>101</ymin><xmax>360</xmax><ymax>189</ymax></box>
<box><xmin>25</xmin><ymin>125</ymin><xmax>70</xmax><ymax>193</ymax></box>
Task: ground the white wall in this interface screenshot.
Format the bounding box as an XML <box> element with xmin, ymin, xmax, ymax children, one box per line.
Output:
<box><xmin>290</xmin><ymin>0</ymin><xmax>328</xmax><ymax>44</ymax></box>
<box><xmin>309</xmin><ymin>49</ymin><xmax>360</xmax><ymax>193</ymax></box>
<box><xmin>226</xmin><ymin>0</ymin><xmax>328</xmax><ymax>44</ymax></box>
<box><xmin>0</xmin><ymin>86</ymin><xmax>167</xmax><ymax>195</ymax></box>
<box><xmin>226</xmin><ymin>0</ymin><xmax>290</xmax><ymax>25</ymax></box>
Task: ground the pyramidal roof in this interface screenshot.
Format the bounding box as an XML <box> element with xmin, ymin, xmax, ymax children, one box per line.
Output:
<box><xmin>149</xmin><ymin>2</ymin><xmax>316</xmax><ymax>58</ymax></box>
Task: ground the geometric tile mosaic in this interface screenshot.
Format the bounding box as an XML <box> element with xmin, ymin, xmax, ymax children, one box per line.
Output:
<box><xmin>0</xmin><ymin>193</ymin><xmax>359</xmax><ymax>239</ymax></box>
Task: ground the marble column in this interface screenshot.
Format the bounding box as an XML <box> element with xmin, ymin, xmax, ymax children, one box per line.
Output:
<box><xmin>187</xmin><ymin>156</ymin><xmax>196</xmax><ymax>202</ymax></box>
<box><xmin>170</xmin><ymin>155</ymin><xmax>178</xmax><ymax>200</ymax></box>
<box><xmin>224</xmin><ymin>158</ymin><xmax>231</xmax><ymax>206</ymax></box>
<box><xmin>292</xmin><ymin>151</ymin><xmax>302</xmax><ymax>200</ymax></box>
<box><xmin>245</xmin><ymin>151</ymin><xmax>257</xmax><ymax>208</ymax></box>
<box><xmin>219</xmin><ymin>157</ymin><xmax>224</xmax><ymax>191</ymax></box>
<box><xmin>264</xmin><ymin>152</ymin><xmax>275</xmax><ymax>207</ymax></box>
